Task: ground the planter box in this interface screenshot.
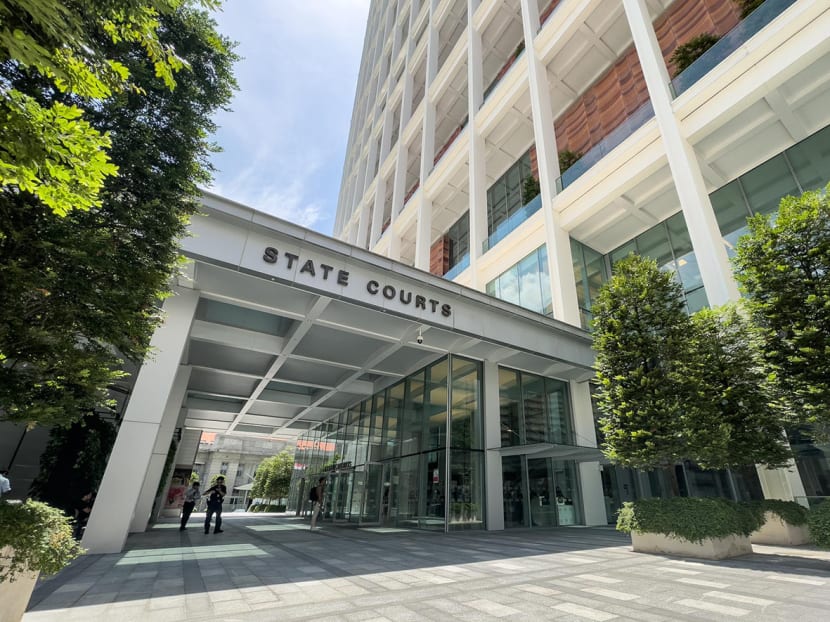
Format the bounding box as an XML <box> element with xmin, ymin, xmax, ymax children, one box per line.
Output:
<box><xmin>631</xmin><ymin>531</ymin><xmax>752</xmax><ymax>560</ymax></box>
<box><xmin>0</xmin><ymin>547</ymin><xmax>40</xmax><ymax>622</ymax></box>
<box><xmin>750</xmin><ymin>511</ymin><xmax>810</xmax><ymax>546</ymax></box>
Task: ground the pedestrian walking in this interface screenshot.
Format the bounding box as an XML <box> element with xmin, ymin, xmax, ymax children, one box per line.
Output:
<box><xmin>203</xmin><ymin>476</ymin><xmax>227</xmax><ymax>534</ymax></box>
<box><xmin>179</xmin><ymin>481</ymin><xmax>200</xmax><ymax>530</ymax></box>
<box><xmin>309</xmin><ymin>477</ymin><xmax>326</xmax><ymax>530</ymax></box>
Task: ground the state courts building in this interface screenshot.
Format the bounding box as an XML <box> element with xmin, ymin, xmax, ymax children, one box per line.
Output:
<box><xmin>80</xmin><ymin>0</ymin><xmax>830</xmax><ymax>552</ymax></box>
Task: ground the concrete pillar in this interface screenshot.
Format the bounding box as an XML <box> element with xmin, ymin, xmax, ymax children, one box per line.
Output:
<box><xmin>520</xmin><ymin>0</ymin><xmax>581</xmax><ymax>326</ymax></box>
<box><xmin>130</xmin><ymin>365</ymin><xmax>191</xmax><ymax>532</ymax></box>
<box><xmin>483</xmin><ymin>361</ymin><xmax>504</xmax><ymax>530</ymax></box>
<box><xmin>467</xmin><ymin>11</ymin><xmax>486</xmax><ymax>290</ymax></box>
<box><xmin>415</xmin><ymin>196</ymin><xmax>432</xmax><ymax>271</ymax></box>
<box><xmin>83</xmin><ymin>288</ymin><xmax>199</xmax><ymax>554</ymax></box>
<box><xmin>622</xmin><ymin>0</ymin><xmax>740</xmax><ymax>306</ymax></box>
<box><xmin>570</xmin><ymin>381</ymin><xmax>607</xmax><ymax>525</ymax></box>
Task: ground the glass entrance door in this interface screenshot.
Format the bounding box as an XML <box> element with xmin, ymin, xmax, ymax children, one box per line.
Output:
<box><xmin>330</xmin><ymin>470</ymin><xmax>354</xmax><ymax>521</ymax></box>
<box><xmin>503</xmin><ymin>456</ymin><xmax>582</xmax><ymax>528</ymax></box>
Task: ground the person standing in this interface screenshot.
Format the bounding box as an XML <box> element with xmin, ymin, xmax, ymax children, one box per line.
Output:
<box><xmin>203</xmin><ymin>476</ymin><xmax>227</xmax><ymax>534</ymax></box>
<box><xmin>0</xmin><ymin>469</ymin><xmax>10</xmax><ymax>498</ymax></box>
<box><xmin>179</xmin><ymin>481</ymin><xmax>200</xmax><ymax>530</ymax></box>
<box><xmin>309</xmin><ymin>477</ymin><xmax>326</xmax><ymax>531</ymax></box>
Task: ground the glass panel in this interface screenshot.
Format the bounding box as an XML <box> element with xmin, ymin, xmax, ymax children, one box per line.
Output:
<box><xmin>400</xmin><ymin>370</ymin><xmax>425</xmax><ymax>456</ymax></box>
<box><xmin>499</xmin><ymin>368</ymin><xmax>522</xmax><ymax>446</ymax></box>
<box><xmin>425</xmin><ymin>359</ymin><xmax>449</xmax><ymax>450</ymax></box>
<box><xmin>522</xmin><ymin>373</ymin><xmax>546</xmax><ymax>445</ymax></box>
<box><xmin>527</xmin><ymin>458</ymin><xmax>558</xmax><ymax>527</ymax></box>
<box><xmin>636</xmin><ymin>223</ymin><xmax>675</xmax><ymax>273</ymax></box>
<box><xmin>610</xmin><ymin>241</ymin><xmax>637</xmax><ymax>266</ymax></box>
<box><xmin>552</xmin><ymin>460</ymin><xmax>581</xmax><ymax>525</ymax></box>
<box><xmin>538</xmin><ymin>245</ymin><xmax>553</xmax><ymax>316</ymax></box>
<box><xmin>421</xmin><ymin>450</ymin><xmax>446</xmax><ymax>530</ymax></box>
<box><xmin>787</xmin><ymin>126</ymin><xmax>830</xmax><ymax>191</ymax></box>
<box><xmin>392</xmin><ymin>454</ymin><xmax>420</xmax><ymax>526</ymax></box>
<box><xmin>666</xmin><ymin>212</ymin><xmax>703</xmax><ymax>292</ymax></box>
<box><xmin>367</xmin><ymin>393</ymin><xmax>385</xmax><ymax>462</ymax></box>
<box><xmin>545</xmin><ymin>378</ymin><xmax>573</xmax><ymax>445</ymax></box>
<box><xmin>684</xmin><ymin>287</ymin><xmax>709</xmax><ymax>314</ymax></box>
<box><xmin>383</xmin><ymin>382</ymin><xmax>404</xmax><ymax>459</ymax></box>
<box><xmin>517</xmin><ymin>250</ymin><xmax>544</xmax><ymax>314</ymax></box>
<box><xmin>710</xmin><ymin>180</ymin><xmax>751</xmax><ymax>257</ymax></box>
<box><xmin>450</xmin><ymin>357</ymin><xmax>482</xmax><ymax>450</ymax></box>
<box><xmin>449</xmin><ymin>450</ymin><xmax>484</xmax><ymax>529</ymax></box>
<box><xmin>741</xmin><ymin>154</ymin><xmax>800</xmax><ymax>217</ymax></box>
<box><xmin>683</xmin><ymin>461</ymin><xmax>733</xmax><ymax>499</ymax></box>
<box><xmin>499</xmin><ymin>265</ymin><xmax>520</xmax><ymax>306</ymax></box>
<box><xmin>355</xmin><ymin>400</ymin><xmax>370</xmax><ymax>466</ymax></box>
<box><xmin>361</xmin><ymin>463</ymin><xmax>384</xmax><ymax>523</ymax></box>
<box><xmin>348</xmin><ymin>466</ymin><xmax>366</xmax><ymax>522</ymax></box>
<box><xmin>502</xmin><ymin>455</ymin><xmax>527</xmax><ymax>528</ymax></box>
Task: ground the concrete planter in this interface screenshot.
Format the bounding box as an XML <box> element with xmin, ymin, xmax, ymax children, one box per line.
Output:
<box><xmin>0</xmin><ymin>547</ymin><xmax>40</xmax><ymax>622</ymax></box>
<box><xmin>631</xmin><ymin>531</ymin><xmax>752</xmax><ymax>560</ymax></box>
<box><xmin>750</xmin><ymin>511</ymin><xmax>810</xmax><ymax>546</ymax></box>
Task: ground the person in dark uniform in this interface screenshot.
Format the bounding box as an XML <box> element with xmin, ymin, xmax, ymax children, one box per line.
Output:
<box><xmin>179</xmin><ymin>481</ymin><xmax>200</xmax><ymax>530</ymax></box>
<box><xmin>203</xmin><ymin>476</ymin><xmax>227</xmax><ymax>534</ymax></box>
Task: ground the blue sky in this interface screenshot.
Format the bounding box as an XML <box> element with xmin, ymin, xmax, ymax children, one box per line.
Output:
<box><xmin>207</xmin><ymin>1</ymin><xmax>370</xmax><ymax>235</ymax></box>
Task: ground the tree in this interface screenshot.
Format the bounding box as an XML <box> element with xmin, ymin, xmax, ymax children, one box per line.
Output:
<box><xmin>0</xmin><ymin>0</ymin><xmax>218</xmax><ymax>216</ymax></box>
<box><xmin>592</xmin><ymin>255</ymin><xmax>694</xmax><ymax>471</ymax></box>
<box><xmin>592</xmin><ymin>255</ymin><xmax>790</xmax><ymax>480</ymax></box>
<box><xmin>733</xmin><ymin>184</ymin><xmax>830</xmax><ymax>429</ymax></box>
<box><xmin>252</xmin><ymin>451</ymin><xmax>295</xmax><ymax>504</ymax></box>
<box><xmin>0</xmin><ymin>4</ymin><xmax>238</xmax><ymax>428</ymax></box>
<box><xmin>29</xmin><ymin>412</ymin><xmax>118</xmax><ymax>515</ymax></box>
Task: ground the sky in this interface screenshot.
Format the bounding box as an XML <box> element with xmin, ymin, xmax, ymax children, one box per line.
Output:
<box><xmin>206</xmin><ymin>1</ymin><xmax>371</xmax><ymax>235</ymax></box>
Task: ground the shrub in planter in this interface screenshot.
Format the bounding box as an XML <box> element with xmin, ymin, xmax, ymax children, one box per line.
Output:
<box><xmin>743</xmin><ymin>499</ymin><xmax>810</xmax><ymax>545</ymax></box>
<box><xmin>735</xmin><ymin>0</ymin><xmax>764</xmax><ymax>18</ymax></box>
<box><xmin>617</xmin><ymin>497</ymin><xmax>762</xmax><ymax>543</ymax></box>
<box><xmin>670</xmin><ymin>33</ymin><xmax>721</xmax><ymax>77</ymax></box>
<box><xmin>558</xmin><ymin>149</ymin><xmax>582</xmax><ymax>174</ymax></box>
<box><xmin>743</xmin><ymin>499</ymin><xmax>809</xmax><ymax>526</ymax></box>
<box><xmin>522</xmin><ymin>176</ymin><xmax>540</xmax><ymax>203</ymax></box>
<box><xmin>0</xmin><ymin>500</ymin><xmax>82</xmax><ymax>582</ymax></box>
<box><xmin>808</xmin><ymin>501</ymin><xmax>830</xmax><ymax>548</ymax></box>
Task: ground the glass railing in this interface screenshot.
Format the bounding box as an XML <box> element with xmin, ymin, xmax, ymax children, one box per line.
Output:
<box><xmin>443</xmin><ymin>253</ymin><xmax>470</xmax><ymax>280</ymax></box>
<box><xmin>671</xmin><ymin>0</ymin><xmax>797</xmax><ymax>97</ymax></box>
<box><xmin>482</xmin><ymin>193</ymin><xmax>543</xmax><ymax>253</ymax></box>
<box><xmin>555</xmin><ymin>100</ymin><xmax>655</xmax><ymax>192</ymax></box>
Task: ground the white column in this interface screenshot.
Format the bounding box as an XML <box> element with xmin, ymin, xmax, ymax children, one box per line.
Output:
<box><xmin>467</xmin><ymin>7</ymin><xmax>486</xmax><ymax>290</ymax></box>
<box><xmin>483</xmin><ymin>361</ymin><xmax>504</xmax><ymax>530</ymax></box>
<box><xmin>129</xmin><ymin>364</ymin><xmax>191</xmax><ymax>532</ymax></box>
<box><xmin>622</xmin><ymin>0</ymin><xmax>739</xmax><ymax>306</ymax></box>
<box><xmin>357</xmin><ymin>201</ymin><xmax>371</xmax><ymax>249</ymax></box>
<box><xmin>415</xmin><ymin>196</ymin><xmax>432</xmax><ymax>270</ymax></box>
<box><xmin>570</xmin><ymin>381</ymin><xmax>607</xmax><ymax>526</ymax></box>
<box><xmin>520</xmin><ymin>0</ymin><xmax>581</xmax><ymax>326</ymax></box>
<box><xmin>83</xmin><ymin>288</ymin><xmax>199</xmax><ymax>554</ymax></box>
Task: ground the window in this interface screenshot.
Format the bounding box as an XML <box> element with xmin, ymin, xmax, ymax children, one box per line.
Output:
<box><xmin>499</xmin><ymin>368</ymin><xmax>574</xmax><ymax>447</ymax></box>
<box><xmin>447</xmin><ymin>212</ymin><xmax>469</xmax><ymax>269</ymax></box>
<box><xmin>486</xmin><ymin>246</ymin><xmax>552</xmax><ymax>316</ymax></box>
<box><xmin>486</xmin><ymin>151</ymin><xmax>533</xmax><ymax>235</ymax></box>
<box><xmin>220</xmin><ymin>462</ymin><xmax>229</xmax><ymax>476</ymax></box>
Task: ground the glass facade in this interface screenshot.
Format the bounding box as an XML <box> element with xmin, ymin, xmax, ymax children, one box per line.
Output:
<box><xmin>571</xmin><ymin>239</ymin><xmax>609</xmax><ymax>329</ymax></box>
<box><xmin>288</xmin><ymin>355</ymin><xmax>484</xmax><ymax>531</ymax></box>
<box><xmin>485</xmin><ymin>246</ymin><xmax>552</xmax><ymax>317</ymax></box>
<box><xmin>499</xmin><ymin>367</ymin><xmax>574</xmax><ymax>447</ymax></box>
<box><xmin>447</xmin><ymin>212</ymin><xmax>469</xmax><ymax>272</ymax></box>
<box><xmin>486</xmin><ymin>150</ymin><xmax>533</xmax><ymax>235</ymax></box>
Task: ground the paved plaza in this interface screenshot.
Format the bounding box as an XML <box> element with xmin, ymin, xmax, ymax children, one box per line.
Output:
<box><xmin>23</xmin><ymin>513</ymin><xmax>830</xmax><ymax>621</ymax></box>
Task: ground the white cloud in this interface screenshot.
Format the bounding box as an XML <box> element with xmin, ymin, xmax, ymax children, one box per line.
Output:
<box><xmin>207</xmin><ymin>0</ymin><xmax>370</xmax><ymax>233</ymax></box>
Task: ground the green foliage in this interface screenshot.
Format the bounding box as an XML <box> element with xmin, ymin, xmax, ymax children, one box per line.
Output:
<box><xmin>0</xmin><ymin>500</ymin><xmax>83</xmax><ymax>582</ymax></box>
<box><xmin>189</xmin><ymin>471</ymin><xmax>199</xmax><ymax>483</ymax></box>
<box><xmin>251</xmin><ymin>451</ymin><xmax>295</xmax><ymax>501</ymax></box>
<box><xmin>733</xmin><ymin>185</ymin><xmax>830</xmax><ymax>429</ymax></box>
<box><xmin>616</xmin><ymin>497</ymin><xmax>763</xmax><ymax>543</ymax></box>
<box><xmin>558</xmin><ymin>149</ymin><xmax>582</xmax><ymax>173</ymax></box>
<box><xmin>521</xmin><ymin>175</ymin><xmax>540</xmax><ymax>204</ymax></box>
<box><xmin>808</xmin><ymin>501</ymin><xmax>830</xmax><ymax>548</ymax></box>
<box><xmin>0</xmin><ymin>0</ymin><xmax>223</xmax><ymax>216</ymax></box>
<box><xmin>592</xmin><ymin>255</ymin><xmax>693</xmax><ymax>469</ymax></box>
<box><xmin>742</xmin><ymin>499</ymin><xmax>810</xmax><ymax>527</ymax></box>
<box><xmin>592</xmin><ymin>256</ymin><xmax>791</xmax><ymax>472</ymax></box>
<box><xmin>29</xmin><ymin>413</ymin><xmax>117</xmax><ymax>515</ymax></box>
<box><xmin>735</xmin><ymin>0</ymin><xmax>764</xmax><ymax>19</ymax></box>
<box><xmin>684</xmin><ymin>306</ymin><xmax>791</xmax><ymax>470</ymax></box>
<box><xmin>0</xmin><ymin>4</ymin><xmax>238</xmax><ymax>429</ymax></box>
<box><xmin>670</xmin><ymin>33</ymin><xmax>720</xmax><ymax>77</ymax></box>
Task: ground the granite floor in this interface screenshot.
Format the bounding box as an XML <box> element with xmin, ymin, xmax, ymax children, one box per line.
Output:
<box><xmin>23</xmin><ymin>512</ymin><xmax>830</xmax><ymax>621</ymax></box>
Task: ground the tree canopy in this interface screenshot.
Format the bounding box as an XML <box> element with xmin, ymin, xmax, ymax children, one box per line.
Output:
<box><xmin>733</xmin><ymin>184</ymin><xmax>830</xmax><ymax>430</ymax></box>
<box><xmin>592</xmin><ymin>254</ymin><xmax>790</xmax><ymax>473</ymax></box>
<box><xmin>0</xmin><ymin>2</ymin><xmax>238</xmax><ymax>427</ymax></box>
<box><xmin>252</xmin><ymin>451</ymin><xmax>295</xmax><ymax>502</ymax></box>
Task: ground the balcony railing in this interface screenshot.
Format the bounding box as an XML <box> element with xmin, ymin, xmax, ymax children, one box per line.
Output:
<box><xmin>555</xmin><ymin>100</ymin><xmax>655</xmax><ymax>192</ymax></box>
<box><xmin>443</xmin><ymin>253</ymin><xmax>470</xmax><ymax>280</ymax></box>
<box><xmin>482</xmin><ymin>193</ymin><xmax>543</xmax><ymax>253</ymax></box>
<box><xmin>671</xmin><ymin>0</ymin><xmax>797</xmax><ymax>97</ymax></box>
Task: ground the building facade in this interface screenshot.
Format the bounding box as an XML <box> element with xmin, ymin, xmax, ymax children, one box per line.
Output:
<box><xmin>327</xmin><ymin>0</ymin><xmax>830</xmax><ymax>526</ymax></box>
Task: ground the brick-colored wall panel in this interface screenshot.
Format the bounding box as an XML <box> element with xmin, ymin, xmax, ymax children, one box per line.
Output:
<box><xmin>554</xmin><ymin>0</ymin><xmax>741</xmax><ymax>156</ymax></box>
<box><xmin>429</xmin><ymin>236</ymin><xmax>451</xmax><ymax>276</ymax></box>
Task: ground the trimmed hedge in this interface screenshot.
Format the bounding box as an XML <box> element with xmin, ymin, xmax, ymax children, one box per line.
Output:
<box><xmin>808</xmin><ymin>501</ymin><xmax>830</xmax><ymax>548</ymax></box>
<box><xmin>617</xmin><ymin>497</ymin><xmax>763</xmax><ymax>544</ymax></box>
<box><xmin>742</xmin><ymin>499</ymin><xmax>810</xmax><ymax>527</ymax></box>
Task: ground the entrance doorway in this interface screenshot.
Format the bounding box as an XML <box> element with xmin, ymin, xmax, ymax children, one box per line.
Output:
<box><xmin>502</xmin><ymin>455</ymin><xmax>582</xmax><ymax>528</ymax></box>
